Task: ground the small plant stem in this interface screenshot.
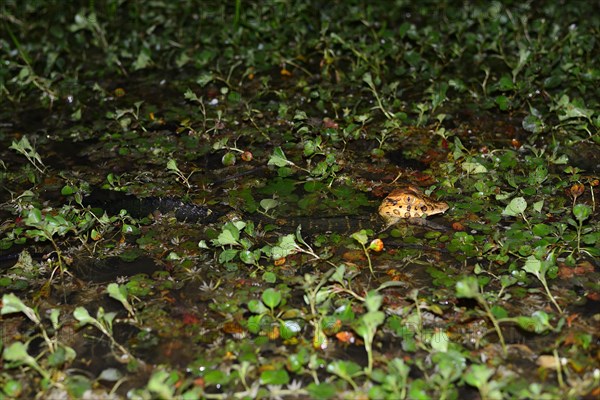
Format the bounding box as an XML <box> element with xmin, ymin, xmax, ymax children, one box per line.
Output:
<box><xmin>30</xmin><ymin>360</ymin><xmax>51</xmax><ymax>381</ymax></box>
<box><xmin>520</xmin><ymin>212</ymin><xmax>531</xmax><ymax>230</ymax></box>
<box><xmin>476</xmin><ymin>295</ymin><xmax>507</xmax><ymax>357</ymax></box>
<box><xmin>372</xmin><ymin>89</ymin><xmax>394</xmax><ymax>120</ymax></box>
<box><xmin>364</xmin><ymin>336</ymin><xmax>374</xmax><ymax>376</ymax></box>
<box><xmin>539</xmin><ymin>277</ymin><xmax>563</xmax><ymax>314</ymax></box>
<box><xmin>90</xmin><ymin>320</ymin><xmax>134</xmax><ymax>361</ymax></box>
<box><xmin>332</xmin><ymin>287</ymin><xmax>365</xmax><ymax>302</ymax></box>
<box><xmin>576</xmin><ymin>219</ymin><xmax>583</xmax><ymax>254</ymax></box>
<box><xmin>361</xmin><ymin>243</ymin><xmax>374</xmax><ymax>276</ymax></box>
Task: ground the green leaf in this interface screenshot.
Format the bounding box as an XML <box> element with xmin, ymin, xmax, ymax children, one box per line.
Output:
<box><xmin>532</xmin><ymin>200</ymin><xmax>544</xmax><ymax>213</ymax></box>
<box><xmin>455</xmin><ymin>276</ymin><xmax>479</xmax><ymax>298</ymax></box>
<box><xmin>1</xmin><ymin>293</ymin><xmax>30</xmax><ymax>315</ymax></box>
<box><xmin>248</xmin><ymin>299</ymin><xmax>268</xmax><ymax>315</ymax></box>
<box><xmin>522</xmin><ymin>255</ymin><xmax>542</xmax><ymax>278</ymax></box>
<box><xmin>530</xmin><ymin>166</ymin><xmax>548</xmax><ymax>185</ymax></box>
<box><xmin>573</xmin><ymin>204</ymin><xmax>591</xmax><ymax>222</ymax></box>
<box><xmin>3</xmin><ymin>379</ymin><xmax>22</xmax><ymax>397</ymax></box>
<box><xmin>166</xmin><ymin>159</ymin><xmax>179</xmax><ymax>171</ymax></box>
<box><xmin>502</xmin><ymin>197</ymin><xmax>527</xmax><ymax>216</ymax></box>
<box><xmin>3</xmin><ymin>341</ymin><xmax>32</xmax><ymax>363</ymax></box>
<box><xmin>147</xmin><ymin>370</ymin><xmax>176</xmax><ymax>399</ymax></box>
<box><xmin>355</xmin><ymin>311</ymin><xmax>385</xmax><ymax>338</ymax></box>
<box><xmin>429</xmin><ymin>329</ymin><xmax>449</xmax><ymax>353</ymax></box>
<box><xmin>268</xmin><ymin>147</ymin><xmax>293</xmax><ymax>168</ymax></box>
<box><xmin>271</xmin><ymin>234</ymin><xmax>299</xmax><ymax>259</ymax></box>
<box><xmin>25</xmin><ymin>208</ymin><xmax>43</xmax><ymax>226</ymax></box>
<box><xmin>532</xmin><ymin>223</ymin><xmax>552</xmax><ymax>236</ymax></box>
<box><xmin>262</xmin><ymin>271</ymin><xmax>277</xmax><ymax>283</ymax></box>
<box><xmin>259</xmin><ymin>198</ymin><xmax>279</xmax><ymax>212</ymax></box>
<box><xmin>106</xmin><ymin>283</ymin><xmax>127</xmax><ymax>304</ymax></box>
<box><xmin>246</xmin><ymin>314</ymin><xmax>263</xmax><ymax>333</ymax></box>
<box><xmin>491</xmin><ymin>305</ymin><xmax>508</xmax><ymax>319</ymax></box>
<box><xmin>121</xmin><ymin>223</ymin><xmax>140</xmax><ymax>235</ymax></box>
<box><xmin>218</xmin><ymin>249</ymin><xmax>239</xmax><ymax>263</ymax></box>
<box><xmin>203</xmin><ymin>369</ymin><xmax>230</xmax><ymax>386</ymax></box>
<box><xmin>351</xmin><ymin>230</ymin><xmax>368</xmax><ymax>245</ymax></box>
<box><xmin>464</xmin><ymin>364</ymin><xmax>494</xmax><ymax>388</ymax></box>
<box><xmin>260</xmin><ymin>369</ymin><xmax>290</xmax><ymax>385</ymax></box>
<box><xmin>364</xmin><ymin>291</ymin><xmax>383</xmax><ymax>313</ymax></box>
<box><xmin>556</xmin><ymin>95</ymin><xmax>593</xmax><ymax>121</ymax></box>
<box><xmin>221</xmin><ymin>152</ymin><xmax>236</xmax><ymax>166</ymax></box>
<box><xmin>61</xmin><ymin>185</ymin><xmax>75</xmax><ymax>195</ymax></box>
<box><xmin>262</xmin><ymin>288</ymin><xmax>282</xmax><ymax>309</ymax></box>
<box><xmin>307</xmin><ymin>382</ymin><xmax>337</xmax><ymax>399</ymax></box>
<box><xmin>73</xmin><ymin>307</ymin><xmax>94</xmax><ymax>325</ymax></box>
<box><xmin>461</xmin><ymin>162</ymin><xmax>488</xmax><ymax>174</ymax></box>
<box><xmin>497</xmin><ymin>75</ymin><xmax>514</xmax><ymax>91</ymax></box>
<box><xmin>183</xmin><ymin>88</ymin><xmax>200</xmax><ymax>102</ymax></box>
<box><xmin>215</xmin><ymin>227</ymin><xmax>240</xmax><ymax>246</ymax></box>
<box><xmin>239</xmin><ymin>250</ymin><xmax>259</xmax><ymax>265</ymax></box>
<box><xmin>327</xmin><ymin>360</ymin><xmax>362</xmax><ymax>379</ymax></box>
<box><xmin>495</xmin><ymin>95</ymin><xmax>510</xmax><ymax>111</ymax></box>
<box><xmin>47</xmin><ymin>345</ymin><xmax>77</xmax><ymax>367</ymax></box>
<box><xmin>280</xmin><ymin>320</ymin><xmax>302</xmax><ymax>339</ymax></box>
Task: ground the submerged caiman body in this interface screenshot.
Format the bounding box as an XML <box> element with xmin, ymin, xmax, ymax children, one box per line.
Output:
<box><xmin>84</xmin><ymin>189</ymin><xmax>383</xmax><ymax>234</ymax></box>
<box><xmin>84</xmin><ymin>189</ymin><xmax>217</xmax><ymax>224</ymax></box>
<box><xmin>84</xmin><ymin>185</ymin><xmax>450</xmax><ymax>234</ymax></box>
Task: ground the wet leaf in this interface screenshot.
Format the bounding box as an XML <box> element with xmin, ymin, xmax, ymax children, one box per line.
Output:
<box><xmin>280</xmin><ymin>320</ymin><xmax>301</xmax><ymax>339</ymax></box>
